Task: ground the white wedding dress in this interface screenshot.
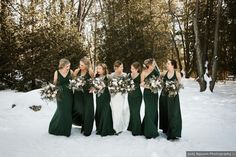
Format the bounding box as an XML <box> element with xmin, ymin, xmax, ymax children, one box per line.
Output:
<box><xmin>109</xmin><ymin>73</ymin><xmax>130</xmax><ymax>133</ymax></box>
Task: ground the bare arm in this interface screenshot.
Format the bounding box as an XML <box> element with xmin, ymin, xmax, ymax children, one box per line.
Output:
<box><xmin>89</xmin><ymin>68</ymin><xmax>94</xmax><ymax>78</ymax></box>
<box><xmin>140</xmin><ymin>71</ymin><xmax>146</xmax><ymax>87</ymax></box>
<box><xmin>176</xmin><ymin>72</ymin><xmax>182</xmax><ymax>84</ymax></box>
<box><xmin>70</xmin><ymin>70</ymin><xmax>74</xmax><ymax>79</ymax></box>
<box><xmin>160</xmin><ymin>71</ymin><xmax>167</xmax><ymax>79</ymax></box>
<box><xmin>73</xmin><ymin>68</ymin><xmax>80</xmax><ymax>78</ymax></box>
<box><xmin>53</xmin><ymin>71</ymin><xmax>58</xmax><ymax>85</ymax></box>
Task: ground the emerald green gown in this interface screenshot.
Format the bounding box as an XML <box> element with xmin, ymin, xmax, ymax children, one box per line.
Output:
<box><xmin>72</xmin><ymin>86</ymin><xmax>83</xmax><ymax>126</ymax></box>
<box><xmin>49</xmin><ymin>70</ymin><xmax>73</xmax><ymax>137</ymax></box>
<box><xmin>159</xmin><ymin>71</ymin><xmax>182</xmax><ymax>139</ymax></box>
<box><xmin>73</xmin><ymin>71</ymin><xmax>94</xmax><ymax>136</ymax></box>
<box><xmin>95</xmin><ymin>76</ymin><xmax>115</xmax><ymax>136</ymax></box>
<box><xmin>128</xmin><ymin>74</ymin><xmax>142</xmax><ymax>136</ymax></box>
<box><xmin>141</xmin><ymin>69</ymin><xmax>160</xmax><ymax>139</ymax></box>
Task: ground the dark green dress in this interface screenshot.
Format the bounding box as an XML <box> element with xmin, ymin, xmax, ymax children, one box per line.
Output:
<box><xmin>159</xmin><ymin>71</ymin><xmax>182</xmax><ymax>139</ymax></box>
<box><xmin>73</xmin><ymin>71</ymin><xmax>94</xmax><ymax>136</ymax></box>
<box><xmin>128</xmin><ymin>74</ymin><xmax>142</xmax><ymax>135</ymax></box>
<box><xmin>72</xmin><ymin>70</ymin><xmax>84</xmax><ymax>126</ymax></box>
<box><xmin>49</xmin><ymin>70</ymin><xmax>73</xmax><ymax>137</ymax></box>
<box><xmin>95</xmin><ymin>76</ymin><xmax>115</xmax><ymax>136</ymax></box>
<box><xmin>141</xmin><ymin>69</ymin><xmax>160</xmax><ymax>139</ymax></box>
<box><xmin>72</xmin><ymin>85</ymin><xmax>83</xmax><ymax>126</ymax></box>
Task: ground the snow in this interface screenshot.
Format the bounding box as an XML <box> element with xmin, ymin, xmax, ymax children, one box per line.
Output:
<box><xmin>0</xmin><ymin>79</ymin><xmax>236</xmax><ymax>157</ymax></box>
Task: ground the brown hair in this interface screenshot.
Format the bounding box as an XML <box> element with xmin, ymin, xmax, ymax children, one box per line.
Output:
<box><xmin>97</xmin><ymin>63</ymin><xmax>109</xmax><ymax>75</ymax></box>
<box><xmin>168</xmin><ymin>59</ymin><xmax>177</xmax><ymax>69</ymax></box>
<box><xmin>143</xmin><ymin>58</ymin><xmax>154</xmax><ymax>69</ymax></box>
<box><xmin>58</xmin><ymin>58</ymin><xmax>70</xmax><ymax>69</ymax></box>
<box><xmin>131</xmin><ymin>62</ymin><xmax>141</xmax><ymax>73</ymax></box>
<box><xmin>80</xmin><ymin>56</ymin><xmax>91</xmax><ymax>69</ymax></box>
<box><xmin>113</xmin><ymin>60</ymin><xmax>123</xmax><ymax>68</ymax></box>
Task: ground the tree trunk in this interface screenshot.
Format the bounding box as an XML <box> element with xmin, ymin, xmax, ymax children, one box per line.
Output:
<box><xmin>210</xmin><ymin>0</ymin><xmax>222</xmax><ymax>92</ymax></box>
<box><xmin>202</xmin><ymin>0</ymin><xmax>213</xmax><ymax>63</ymax></box>
<box><xmin>168</xmin><ymin>0</ymin><xmax>183</xmax><ymax>72</ymax></box>
<box><xmin>183</xmin><ymin>0</ymin><xmax>191</xmax><ymax>78</ymax></box>
<box><xmin>0</xmin><ymin>0</ymin><xmax>7</xmax><ymax>32</ymax></box>
<box><xmin>193</xmin><ymin>0</ymin><xmax>206</xmax><ymax>92</ymax></box>
<box><xmin>77</xmin><ymin>0</ymin><xmax>93</xmax><ymax>32</ymax></box>
<box><xmin>70</xmin><ymin>0</ymin><xmax>74</xmax><ymax>25</ymax></box>
<box><xmin>170</xmin><ymin>32</ymin><xmax>182</xmax><ymax>72</ymax></box>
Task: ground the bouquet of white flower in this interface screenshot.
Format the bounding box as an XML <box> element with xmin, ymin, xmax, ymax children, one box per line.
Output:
<box><xmin>144</xmin><ymin>75</ymin><xmax>162</xmax><ymax>93</ymax></box>
<box><xmin>89</xmin><ymin>77</ymin><xmax>106</xmax><ymax>97</ymax></box>
<box><xmin>68</xmin><ymin>76</ymin><xmax>86</xmax><ymax>92</ymax></box>
<box><xmin>164</xmin><ymin>80</ymin><xmax>184</xmax><ymax>97</ymax></box>
<box><xmin>40</xmin><ymin>83</ymin><xmax>59</xmax><ymax>101</ymax></box>
<box><xmin>108</xmin><ymin>77</ymin><xmax>126</xmax><ymax>96</ymax></box>
<box><xmin>124</xmin><ymin>77</ymin><xmax>136</xmax><ymax>93</ymax></box>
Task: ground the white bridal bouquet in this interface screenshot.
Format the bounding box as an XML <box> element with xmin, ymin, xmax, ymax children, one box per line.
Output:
<box><xmin>40</xmin><ymin>83</ymin><xmax>59</xmax><ymax>101</ymax></box>
<box><xmin>164</xmin><ymin>80</ymin><xmax>184</xmax><ymax>97</ymax></box>
<box><xmin>89</xmin><ymin>77</ymin><xmax>106</xmax><ymax>97</ymax></box>
<box><xmin>108</xmin><ymin>77</ymin><xmax>126</xmax><ymax>96</ymax></box>
<box><xmin>68</xmin><ymin>76</ymin><xmax>86</xmax><ymax>92</ymax></box>
<box><xmin>108</xmin><ymin>76</ymin><xmax>136</xmax><ymax>96</ymax></box>
<box><xmin>144</xmin><ymin>75</ymin><xmax>162</xmax><ymax>93</ymax></box>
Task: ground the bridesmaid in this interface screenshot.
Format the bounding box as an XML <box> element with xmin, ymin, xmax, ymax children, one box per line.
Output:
<box><xmin>141</xmin><ymin>58</ymin><xmax>160</xmax><ymax>139</ymax></box>
<box><xmin>49</xmin><ymin>58</ymin><xmax>73</xmax><ymax>137</ymax></box>
<box><xmin>159</xmin><ymin>59</ymin><xmax>182</xmax><ymax>140</ymax></box>
<box><xmin>127</xmin><ymin>62</ymin><xmax>142</xmax><ymax>136</ymax></box>
<box><xmin>73</xmin><ymin>57</ymin><xmax>94</xmax><ymax>136</ymax></box>
<box><xmin>95</xmin><ymin>63</ymin><xmax>115</xmax><ymax>136</ymax></box>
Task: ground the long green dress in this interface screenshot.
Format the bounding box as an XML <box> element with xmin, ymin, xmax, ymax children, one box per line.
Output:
<box><xmin>128</xmin><ymin>74</ymin><xmax>142</xmax><ymax>136</ymax></box>
<box><xmin>95</xmin><ymin>76</ymin><xmax>115</xmax><ymax>136</ymax></box>
<box><xmin>72</xmin><ymin>84</ymin><xmax>83</xmax><ymax>126</ymax></box>
<box><xmin>141</xmin><ymin>69</ymin><xmax>160</xmax><ymax>139</ymax></box>
<box><xmin>159</xmin><ymin>71</ymin><xmax>182</xmax><ymax>139</ymax></box>
<box><xmin>73</xmin><ymin>71</ymin><xmax>94</xmax><ymax>136</ymax></box>
<box><xmin>49</xmin><ymin>70</ymin><xmax>73</xmax><ymax>137</ymax></box>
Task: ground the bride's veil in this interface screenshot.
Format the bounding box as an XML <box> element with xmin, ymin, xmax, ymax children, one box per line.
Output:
<box><xmin>153</xmin><ymin>58</ymin><xmax>161</xmax><ymax>74</ymax></box>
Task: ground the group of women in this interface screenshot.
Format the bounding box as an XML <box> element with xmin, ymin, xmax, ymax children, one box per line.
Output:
<box><xmin>48</xmin><ymin>57</ymin><xmax>182</xmax><ymax>140</ymax></box>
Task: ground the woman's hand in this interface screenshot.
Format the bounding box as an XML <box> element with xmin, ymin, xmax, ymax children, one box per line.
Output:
<box><xmin>140</xmin><ymin>82</ymin><xmax>145</xmax><ymax>87</ymax></box>
<box><xmin>89</xmin><ymin>87</ymin><xmax>96</xmax><ymax>93</ymax></box>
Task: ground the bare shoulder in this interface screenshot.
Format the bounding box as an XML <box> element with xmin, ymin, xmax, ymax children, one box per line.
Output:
<box><xmin>141</xmin><ymin>70</ymin><xmax>147</xmax><ymax>76</ymax></box>
<box><xmin>89</xmin><ymin>68</ymin><xmax>94</xmax><ymax>77</ymax></box>
<box><xmin>176</xmin><ymin>71</ymin><xmax>181</xmax><ymax>78</ymax></box>
<box><xmin>141</xmin><ymin>70</ymin><xmax>147</xmax><ymax>81</ymax></box>
<box><xmin>161</xmin><ymin>71</ymin><xmax>167</xmax><ymax>77</ymax></box>
<box><xmin>175</xmin><ymin>71</ymin><xmax>182</xmax><ymax>82</ymax></box>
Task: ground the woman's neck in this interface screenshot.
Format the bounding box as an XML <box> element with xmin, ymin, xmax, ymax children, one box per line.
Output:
<box><xmin>115</xmin><ymin>71</ymin><xmax>122</xmax><ymax>76</ymax></box>
<box><xmin>59</xmin><ymin>68</ymin><xmax>68</xmax><ymax>73</ymax></box>
<box><xmin>80</xmin><ymin>69</ymin><xmax>87</xmax><ymax>76</ymax></box>
<box><xmin>131</xmin><ymin>72</ymin><xmax>139</xmax><ymax>78</ymax></box>
<box><xmin>81</xmin><ymin>69</ymin><xmax>87</xmax><ymax>73</ymax></box>
<box><xmin>99</xmin><ymin>74</ymin><xmax>104</xmax><ymax>77</ymax></box>
<box><xmin>168</xmin><ymin>69</ymin><xmax>174</xmax><ymax>73</ymax></box>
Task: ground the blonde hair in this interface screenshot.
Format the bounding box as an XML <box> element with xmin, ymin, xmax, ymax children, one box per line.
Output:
<box><xmin>97</xmin><ymin>63</ymin><xmax>109</xmax><ymax>75</ymax></box>
<box><xmin>58</xmin><ymin>58</ymin><xmax>70</xmax><ymax>69</ymax></box>
<box><xmin>80</xmin><ymin>56</ymin><xmax>91</xmax><ymax>69</ymax></box>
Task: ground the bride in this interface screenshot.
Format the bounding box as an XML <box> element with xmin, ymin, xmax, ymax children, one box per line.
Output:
<box><xmin>109</xmin><ymin>60</ymin><xmax>130</xmax><ymax>134</ymax></box>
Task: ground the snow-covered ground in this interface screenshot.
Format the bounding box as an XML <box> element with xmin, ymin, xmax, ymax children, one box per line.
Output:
<box><xmin>0</xmin><ymin>79</ymin><xmax>235</xmax><ymax>157</ymax></box>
